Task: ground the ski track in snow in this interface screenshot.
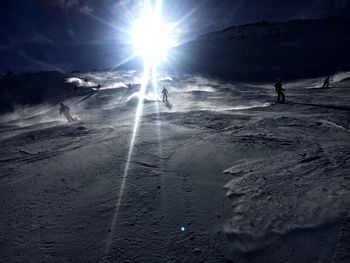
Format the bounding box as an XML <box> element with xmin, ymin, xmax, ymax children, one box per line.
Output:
<box><xmin>0</xmin><ymin>71</ymin><xmax>350</xmax><ymax>263</ymax></box>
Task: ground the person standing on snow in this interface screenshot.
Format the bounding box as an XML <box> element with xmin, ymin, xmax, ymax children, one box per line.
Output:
<box><xmin>59</xmin><ymin>103</ymin><xmax>74</xmax><ymax>122</ymax></box>
<box><xmin>322</xmin><ymin>76</ymin><xmax>330</xmax><ymax>88</ymax></box>
<box><xmin>96</xmin><ymin>84</ymin><xmax>102</xmax><ymax>92</ymax></box>
<box><xmin>162</xmin><ymin>87</ymin><xmax>169</xmax><ymax>104</ymax></box>
<box><xmin>274</xmin><ymin>78</ymin><xmax>285</xmax><ymax>103</ymax></box>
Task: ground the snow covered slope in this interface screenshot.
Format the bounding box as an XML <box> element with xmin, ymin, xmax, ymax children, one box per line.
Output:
<box><xmin>164</xmin><ymin>17</ymin><xmax>350</xmax><ymax>81</ymax></box>
<box><xmin>0</xmin><ymin>70</ymin><xmax>349</xmax><ymax>262</ymax></box>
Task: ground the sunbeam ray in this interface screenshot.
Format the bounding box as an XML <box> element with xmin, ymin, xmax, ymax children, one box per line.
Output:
<box><xmin>103</xmin><ymin>63</ymin><xmax>150</xmax><ymax>259</ymax></box>
<box><xmin>102</xmin><ymin>0</ymin><xmax>179</xmax><ymax>259</ymax></box>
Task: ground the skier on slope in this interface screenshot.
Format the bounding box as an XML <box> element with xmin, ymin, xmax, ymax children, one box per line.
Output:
<box><xmin>274</xmin><ymin>78</ymin><xmax>285</xmax><ymax>103</ymax></box>
<box><xmin>162</xmin><ymin>87</ymin><xmax>169</xmax><ymax>104</ymax></box>
<box><xmin>96</xmin><ymin>84</ymin><xmax>102</xmax><ymax>92</ymax></box>
<box><xmin>59</xmin><ymin>103</ymin><xmax>74</xmax><ymax>122</ymax></box>
<box><xmin>322</xmin><ymin>76</ymin><xmax>330</xmax><ymax>88</ymax></box>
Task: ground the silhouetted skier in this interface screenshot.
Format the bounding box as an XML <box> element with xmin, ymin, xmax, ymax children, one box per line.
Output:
<box><xmin>59</xmin><ymin>103</ymin><xmax>74</xmax><ymax>122</ymax></box>
<box><xmin>74</xmin><ymin>85</ymin><xmax>78</xmax><ymax>94</ymax></box>
<box><xmin>162</xmin><ymin>87</ymin><xmax>169</xmax><ymax>104</ymax></box>
<box><xmin>96</xmin><ymin>84</ymin><xmax>102</xmax><ymax>92</ymax></box>
<box><xmin>322</xmin><ymin>76</ymin><xmax>330</xmax><ymax>88</ymax></box>
<box><xmin>5</xmin><ymin>70</ymin><xmax>14</xmax><ymax>78</ymax></box>
<box><xmin>274</xmin><ymin>78</ymin><xmax>285</xmax><ymax>103</ymax></box>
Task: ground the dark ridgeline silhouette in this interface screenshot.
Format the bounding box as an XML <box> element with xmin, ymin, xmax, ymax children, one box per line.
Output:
<box><xmin>147</xmin><ymin>17</ymin><xmax>350</xmax><ymax>82</ymax></box>
<box><xmin>59</xmin><ymin>102</ymin><xmax>74</xmax><ymax>122</ymax></box>
<box><xmin>274</xmin><ymin>78</ymin><xmax>285</xmax><ymax>103</ymax></box>
<box><xmin>322</xmin><ymin>76</ymin><xmax>330</xmax><ymax>88</ymax></box>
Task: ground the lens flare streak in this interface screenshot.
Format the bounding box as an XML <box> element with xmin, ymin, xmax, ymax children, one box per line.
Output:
<box><xmin>103</xmin><ymin>0</ymin><xmax>181</xmax><ymax>258</ymax></box>
<box><xmin>103</xmin><ymin>64</ymin><xmax>150</xmax><ymax>258</ymax></box>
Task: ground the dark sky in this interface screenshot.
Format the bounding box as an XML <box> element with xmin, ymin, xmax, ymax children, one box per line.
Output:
<box><xmin>1</xmin><ymin>0</ymin><xmax>349</xmax><ymax>72</ymax></box>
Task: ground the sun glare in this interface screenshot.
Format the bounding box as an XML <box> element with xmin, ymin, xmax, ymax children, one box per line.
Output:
<box><xmin>105</xmin><ymin>3</ymin><xmax>176</xmax><ymax>255</ymax></box>
<box><xmin>131</xmin><ymin>1</ymin><xmax>175</xmax><ymax>66</ymax></box>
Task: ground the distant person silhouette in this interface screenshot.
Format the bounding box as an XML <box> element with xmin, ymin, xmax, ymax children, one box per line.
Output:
<box><xmin>274</xmin><ymin>78</ymin><xmax>285</xmax><ymax>103</ymax></box>
<box><xmin>59</xmin><ymin>103</ymin><xmax>74</xmax><ymax>122</ymax></box>
<box><xmin>74</xmin><ymin>85</ymin><xmax>78</xmax><ymax>94</ymax></box>
<box><xmin>322</xmin><ymin>76</ymin><xmax>330</xmax><ymax>88</ymax></box>
<box><xmin>162</xmin><ymin>87</ymin><xmax>169</xmax><ymax>103</ymax></box>
<box><xmin>5</xmin><ymin>70</ymin><xmax>14</xmax><ymax>77</ymax></box>
<box><xmin>96</xmin><ymin>84</ymin><xmax>102</xmax><ymax>92</ymax></box>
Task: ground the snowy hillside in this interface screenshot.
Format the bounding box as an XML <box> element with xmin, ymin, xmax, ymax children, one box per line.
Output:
<box><xmin>1</xmin><ymin>69</ymin><xmax>350</xmax><ymax>262</ymax></box>
<box><xmin>163</xmin><ymin>17</ymin><xmax>350</xmax><ymax>81</ymax></box>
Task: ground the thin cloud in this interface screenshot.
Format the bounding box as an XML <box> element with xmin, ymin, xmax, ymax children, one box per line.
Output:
<box><xmin>18</xmin><ymin>50</ymin><xmax>65</xmax><ymax>72</ymax></box>
<box><xmin>53</xmin><ymin>0</ymin><xmax>93</xmax><ymax>14</ymax></box>
<box><xmin>79</xmin><ymin>4</ymin><xmax>93</xmax><ymax>15</ymax></box>
<box><xmin>29</xmin><ymin>33</ymin><xmax>55</xmax><ymax>45</ymax></box>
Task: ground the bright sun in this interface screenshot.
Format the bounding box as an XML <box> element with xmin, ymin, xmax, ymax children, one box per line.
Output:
<box><xmin>131</xmin><ymin>2</ymin><xmax>174</xmax><ymax>66</ymax></box>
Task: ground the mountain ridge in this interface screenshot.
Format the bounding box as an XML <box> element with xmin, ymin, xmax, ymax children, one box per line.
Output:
<box><xmin>160</xmin><ymin>16</ymin><xmax>350</xmax><ymax>81</ymax></box>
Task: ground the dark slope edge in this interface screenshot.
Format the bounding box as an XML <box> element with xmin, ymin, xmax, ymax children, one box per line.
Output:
<box><xmin>0</xmin><ymin>71</ymin><xmax>74</xmax><ymax>113</ymax></box>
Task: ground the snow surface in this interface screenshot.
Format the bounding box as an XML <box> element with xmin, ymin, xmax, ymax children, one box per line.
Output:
<box><xmin>0</xmin><ymin>70</ymin><xmax>350</xmax><ymax>262</ymax></box>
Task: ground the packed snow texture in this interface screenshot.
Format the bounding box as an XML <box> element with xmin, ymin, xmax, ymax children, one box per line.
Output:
<box><xmin>0</xmin><ymin>70</ymin><xmax>349</xmax><ymax>262</ymax></box>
